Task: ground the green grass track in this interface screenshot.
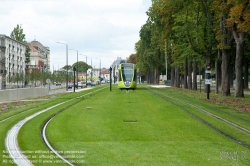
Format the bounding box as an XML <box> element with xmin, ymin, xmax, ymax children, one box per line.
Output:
<box><xmin>42</xmin><ymin>85</ymin><xmax>249</xmax><ymax>166</ymax></box>
<box><xmin>0</xmin><ymin>86</ymin><xmax>106</xmax><ymax>166</ymax></box>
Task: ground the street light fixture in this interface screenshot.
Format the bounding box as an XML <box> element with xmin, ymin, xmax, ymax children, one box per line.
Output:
<box><xmin>69</xmin><ymin>49</ymin><xmax>78</xmax><ymax>88</ymax></box>
<box><xmin>57</xmin><ymin>42</ymin><xmax>68</xmax><ymax>91</ymax></box>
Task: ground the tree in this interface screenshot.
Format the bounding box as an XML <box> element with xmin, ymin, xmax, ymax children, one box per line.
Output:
<box><xmin>10</xmin><ymin>25</ymin><xmax>30</xmax><ymax>71</ymax></box>
<box><xmin>10</xmin><ymin>24</ymin><xmax>26</xmax><ymax>42</ymax></box>
<box><xmin>72</xmin><ymin>61</ymin><xmax>90</xmax><ymax>73</ymax></box>
<box><xmin>62</xmin><ymin>65</ymin><xmax>72</xmax><ymax>70</ymax></box>
<box><xmin>227</xmin><ymin>1</ymin><xmax>250</xmax><ymax>97</ymax></box>
<box><xmin>10</xmin><ymin>24</ymin><xmax>30</xmax><ymax>63</ymax></box>
<box><xmin>127</xmin><ymin>54</ymin><xmax>137</xmax><ymax>64</ymax></box>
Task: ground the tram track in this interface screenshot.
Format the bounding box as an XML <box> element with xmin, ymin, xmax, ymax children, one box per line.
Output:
<box><xmin>5</xmin><ymin>86</ymin><xmax>107</xmax><ymax>166</ymax></box>
<box><xmin>0</xmin><ymin>99</ymin><xmax>64</xmax><ymax>123</ymax></box>
<box><xmin>41</xmin><ymin>87</ymin><xmax>106</xmax><ymax>166</ymax></box>
<box><xmin>146</xmin><ymin>87</ymin><xmax>250</xmax><ymax>149</ymax></box>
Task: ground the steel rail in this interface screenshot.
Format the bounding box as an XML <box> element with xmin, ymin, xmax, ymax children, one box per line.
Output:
<box><xmin>5</xmin><ymin>101</ymin><xmax>70</xmax><ymax>166</ymax></box>
<box><xmin>150</xmin><ymin>88</ymin><xmax>250</xmax><ymax>134</ymax></box>
<box><xmin>41</xmin><ymin>87</ymin><xmax>107</xmax><ymax>166</ymax></box>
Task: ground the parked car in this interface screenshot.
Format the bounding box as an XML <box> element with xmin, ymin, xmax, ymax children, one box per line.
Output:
<box><xmin>87</xmin><ymin>81</ymin><xmax>91</xmax><ymax>86</ymax></box>
<box><xmin>68</xmin><ymin>83</ymin><xmax>73</xmax><ymax>89</ymax></box>
<box><xmin>78</xmin><ymin>82</ymin><xmax>86</xmax><ymax>88</ymax></box>
<box><xmin>101</xmin><ymin>80</ymin><xmax>106</xmax><ymax>84</ymax></box>
<box><xmin>54</xmin><ymin>82</ymin><xmax>61</xmax><ymax>86</ymax></box>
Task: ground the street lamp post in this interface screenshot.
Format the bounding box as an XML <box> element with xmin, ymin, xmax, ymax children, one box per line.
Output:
<box><xmin>57</xmin><ymin>42</ymin><xmax>68</xmax><ymax>91</ymax></box>
<box><xmin>90</xmin><ymin>58</ymin><xmax>92</xmax><ymax>82</ymax></box>
<box><xmin>95</xmin><ymin>58</ymin><xmax>101</xmax><ymax>81</ymax></box>
<box><xmin>79</xmin><ymin>54</ymin><xmax>88</xmax><ymax>85</ymax></box>
<box><xmin>69</xmin><ymin>49</ymin><xmax>78</xmax><ymax>88</ymax></box>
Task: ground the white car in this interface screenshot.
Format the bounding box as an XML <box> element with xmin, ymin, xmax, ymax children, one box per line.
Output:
<box><xmin>78</xmin><ymin>82</ymin><xmax>86</xmax><ymax>88</ymax></box>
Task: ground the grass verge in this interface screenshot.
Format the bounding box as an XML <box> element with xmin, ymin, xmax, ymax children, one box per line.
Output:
<box><xmin>45</xmin><ymin>85</ymin><xmax>249</xmax><ymax>166</ymax></box>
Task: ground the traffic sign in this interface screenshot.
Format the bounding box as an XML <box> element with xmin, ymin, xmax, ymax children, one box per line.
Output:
<box><xmin>205</xmin><ymin>79</ymin><xmax>212</xmax><ymax>85</ymax></box>
<box><xmin>205</xmin><ymin>70</ymin><xmax>211</xmax><ymax>74</ymax></box>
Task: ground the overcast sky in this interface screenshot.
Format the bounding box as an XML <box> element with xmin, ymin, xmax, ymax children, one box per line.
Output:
<box><xmin>0</xmin><ymin>0</ymin><xmax>151</xmax><ymax>70</ymax></box>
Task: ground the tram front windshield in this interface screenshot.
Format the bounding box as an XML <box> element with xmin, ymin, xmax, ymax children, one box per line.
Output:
<box><xmin>122</xmin><ymin>69</ymin><xmax>133</xmax><ymax>81</ymax></box>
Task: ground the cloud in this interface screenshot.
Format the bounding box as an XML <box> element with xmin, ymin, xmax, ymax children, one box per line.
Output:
<box><xmin>0</xmin><ymin>0</ymin><xmax>151</xmax><ymax>68</ymax></box>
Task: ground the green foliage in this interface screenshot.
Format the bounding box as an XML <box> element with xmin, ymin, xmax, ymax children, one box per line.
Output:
<box><xmin>10</xmin><ymin>24</ymin><xmax>26</xmax><ymax>42</ymax></box>
<box><xmin>62</xmin><ymin>65</ymin><xmax>72</xmax><ymax>70</ymax></box>
<box><xmin>72</xmin><ymin>61</ymin><xmax>91</xmax><ymax>72</ymax></box>
<box><xmin>10</xmin><ymin>24</ymin><xmax>31</xmax><ymax>70</ymax></box>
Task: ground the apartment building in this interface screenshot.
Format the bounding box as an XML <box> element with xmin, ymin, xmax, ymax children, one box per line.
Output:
<box><xmin>0</xmin><ymin>34</ymin><xmax>26</xmax><ymax>89</ymax></box>
<box><xmin>28</xmin><ymin>40</ymin><xmax>50</xmax><ymax>73</ymax></box>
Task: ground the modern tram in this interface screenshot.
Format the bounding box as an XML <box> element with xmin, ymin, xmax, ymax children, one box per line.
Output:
<box><xmin>118</xmin><ymin>63</ymin><xmax>137</xmax><ymax>90</ymax></box>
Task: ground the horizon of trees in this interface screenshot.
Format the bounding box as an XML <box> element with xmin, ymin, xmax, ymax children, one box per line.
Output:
<box><xmin>135</xmin><ymin>0</ymin><xmax>250</xmax><ymax>98</ymax></box>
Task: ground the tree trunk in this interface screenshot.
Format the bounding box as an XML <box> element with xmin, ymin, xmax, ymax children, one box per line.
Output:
<box><xmin>193</xmin><ymin>61</ymin><xmax>197</xmax><ymax>90</ymax></box>
<box><xmin>221</xmin><ymin>49</ymin><xmax>231</xmax><ymax>96</ymax></box>
<box><xmin>217</xmin><ymin>66</ymin><xmax>222</xmax><ymax>88</ymax></box>
<box><xmin>175</xmin><ymin>66</ymin><xmax>180</xmax><ymax>88</ymax></box>
<box><xmin>229</xmin><ymin>59</ymin><xmax>234</xmax><ymax>88</ymax></box>
<box><xmin>220</xmin><ymin>15</ymin><xmax>233</xmax><ymax>96</ymax></box>
<box><xmin>233</xmin><ymin>30</ymin><xmax>244</xmax><ymax>97</ymax></box>
<box><xmin>184</xmin><ymin>57</ymin><xmax>188</xmax><ymax>89</ymax></box>
<box><xmin>215</xmin><ymin>50</ymin><xmax>220</xmax><ymax>94</ymax></box>
<box><xmin>244</xmin><ymin>59</ymin><xmax>249</xmax><ymax>89</ymax></box>
<box><xmin>171</xmin><ymin>67</ymin><xmax>175</xmax><ymax>86</ymax></box>
<box><xmin>188</xmin><ymin>60</ymin><xmax>192</xmax><ymax>90</ymax></box>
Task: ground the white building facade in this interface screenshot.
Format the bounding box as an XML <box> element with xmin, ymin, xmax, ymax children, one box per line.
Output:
<box><xmin>28</xmin><ymin>40</ymin><xmax>50</xmax><ymax>72</ymax></box>
<box><xmin>0</xmin><ymin>34</ymin><xmax>26</xmax><ymax>89</ymax></box>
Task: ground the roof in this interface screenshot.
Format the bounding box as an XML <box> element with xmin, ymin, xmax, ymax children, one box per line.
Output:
<box><xmin>29</xmin><ymin>45</ymin><xmax>38</xmax><ymax>52</ymax></box>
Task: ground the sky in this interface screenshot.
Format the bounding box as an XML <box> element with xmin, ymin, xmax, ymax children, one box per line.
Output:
<box><xmin>0</xmin><ymin>0</ymin><xmax>151</xmax><ymax>70</ymax></box>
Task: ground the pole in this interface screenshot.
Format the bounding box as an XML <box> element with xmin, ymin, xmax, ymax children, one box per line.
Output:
<box><xmin>73</xmin><ymin>67</ymin><xmax>76</xmax><ymax>92</ymax></box>
<box><xmin>109</xmin><ymin>67</ymin><xmax>112</xmax><ymax>91</ymax></box>
<box><xmin>69</xmin><ymin>49</ymin><xmax>78</xmax><ymax>88</ymax></box>
<box><xmin>165</xmin><ymin>40</ymin><xmax>168</xmax><ymax>80</ymax></box>
<box><xmin>96</xmin><ymin>58</ymin><xmax>101</xmax><ymax>82</ymax></box>
<box><xmin>57</xmin><ymin>42</ymin><xmax>68</xmax><ymax>91</ymax></box>
<box><xmin>66</xmin><ymin>44</ymin><xmax>68</xmax><ymax>91</ymax></box>
<box><xmin>206</xmin><ymin>64</ymin><xmax>211</xmax><ymax>99</ymax></box>
<box><xmin>86</xmin><ymin>56</ymin><xmax>87</xmax><ymax>85</ymax></box>
<box><xmin>91</xmin><ymin>58</ymin><xmax>92</xmax><ymax>82</ymax></box>
<box><xmin>77</xmin><ymin>51</ymin><xmax>78</xmax><ymax>88</ymax></box>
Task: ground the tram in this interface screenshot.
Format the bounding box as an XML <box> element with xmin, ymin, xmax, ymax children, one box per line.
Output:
<box><xmin>118</xmin><ymin>63</ymin><xmax>137</xmax><ymax>90</ymax></box>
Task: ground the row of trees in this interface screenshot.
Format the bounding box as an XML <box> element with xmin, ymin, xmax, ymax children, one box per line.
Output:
<box><xmin>9</xmin><ymin>70</ymin><xmax>67</xmax><ymax>88</ymax></box>
<box><xmin>135</xmin><ymin>0</ymin><xmax>250</xmax><ymax>97</ymax></box>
